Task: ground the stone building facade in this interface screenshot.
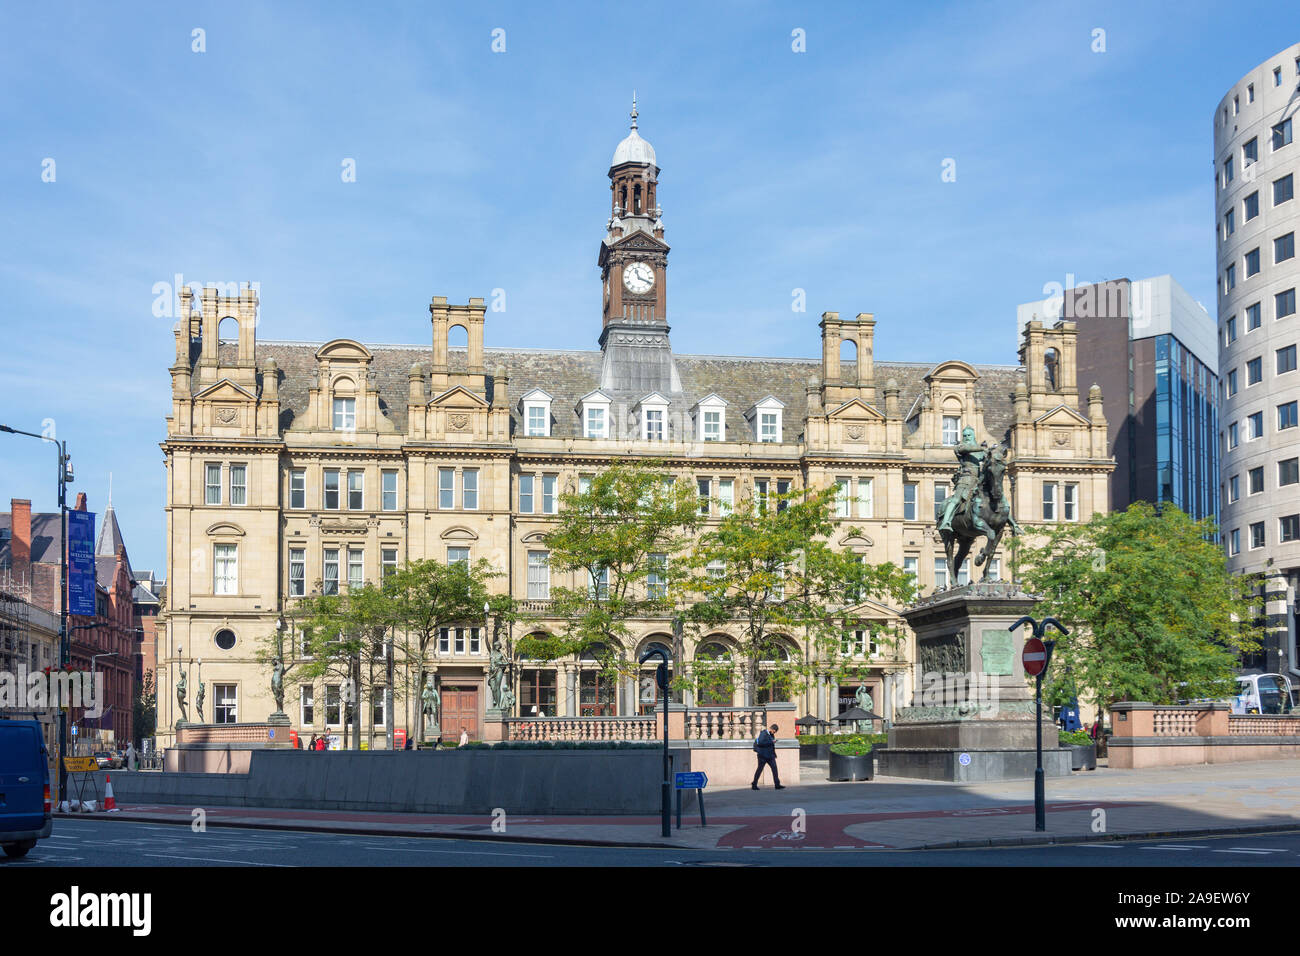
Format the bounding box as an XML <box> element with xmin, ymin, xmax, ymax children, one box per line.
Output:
<box><xmin>157</xmin><ymin>109</ymin><xmax>1113</xmax><ymax>748</ymax></box>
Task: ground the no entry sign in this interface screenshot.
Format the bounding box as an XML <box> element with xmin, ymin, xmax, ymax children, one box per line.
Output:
<box><xmin>1022</xmin><ymin>637</ymin><xmax>1048</xmax><ymax>676</ymax></box>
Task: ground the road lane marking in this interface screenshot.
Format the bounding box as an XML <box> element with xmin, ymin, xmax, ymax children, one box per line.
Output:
<box><xmin>143</xmin><ymin>853</ymin><xmax>294</xmax><ymax>867</ymax></box>
<box><xmin>353</xmin><ymin>842</ymin><xmax>551</xmax><ymax>858</ymax></box>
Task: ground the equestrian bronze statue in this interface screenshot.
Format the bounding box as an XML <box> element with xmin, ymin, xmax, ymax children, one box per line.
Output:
<box><xmin>935</xmin><ymin>426</ymin><xmax>1022</xmax><ymax>585</ymax></box>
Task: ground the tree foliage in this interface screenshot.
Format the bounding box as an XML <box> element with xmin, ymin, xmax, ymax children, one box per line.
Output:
<box><xmin>1017</xmin><ymin>502</ymin><xmax>1263</xmax><ymax>713</ymax></box>
<box><xmin>684</xmin><ymin>483</ymin><xmax>916</xmax><ymax>705</ymax></box>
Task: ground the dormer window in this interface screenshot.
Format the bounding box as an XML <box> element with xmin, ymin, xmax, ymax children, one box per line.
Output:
<box><xmin>520</xmin><ymin>388</ymin><xmax>553</xmax><ymax>438</ymax></box>
<box><xmin>745</xmin><ymin>396</ymin><xmax>785</xmax><ymax>443</ymax></box>
<box><xmin>942</xmin><ymin>416</ymin><xmax>961</xmax><ymax>446</ymax></box>
<box><xmin>693</xmin><ymin>394</ymin><xmax>728</xmax><ymax>442</ymax></box>
<box><xmin>578</xmin><ymin>390</ymin><xmax>612</xmax><ymax>439</ymax></box>
<box><xmin>636</xmin><ymin>392</ymin><xmax>670</xmax><ymax>441</ymax></box>
<box><xmin>332</xmin><ymin>397</ymin><xmax>355</xmax><ymax>431</ymax></box>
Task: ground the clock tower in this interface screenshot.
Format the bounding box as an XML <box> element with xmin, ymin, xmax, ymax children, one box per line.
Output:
<box><xmin>597</xmin><ymin>96</ymin><xmax>679</xmax><ymax>397</ymax></box>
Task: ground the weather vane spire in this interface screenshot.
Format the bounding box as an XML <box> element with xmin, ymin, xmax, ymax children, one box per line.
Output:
<box><xmin>630</xmin><ymin>91</ymin><xmax>638</xmax><ymax>130</ymax></box>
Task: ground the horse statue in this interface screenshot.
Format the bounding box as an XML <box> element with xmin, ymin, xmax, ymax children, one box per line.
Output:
<box><xmin>935</xmin><ymin>434</ymin><xmax>1022</xmax><ymax>586</ymax></box>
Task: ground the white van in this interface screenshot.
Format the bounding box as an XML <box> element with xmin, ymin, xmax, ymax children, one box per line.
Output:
<box><xmin>1231</xmin><ymin>674</ymin><xmax>1294</xmax><ymax>715</ymax></box>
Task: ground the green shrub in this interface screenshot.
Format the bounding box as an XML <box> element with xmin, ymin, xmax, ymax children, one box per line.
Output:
<box><xmin>830</xmin><ymin>739</ymin><xmax>874</xmax><ymax>757</ymax></box>
<box><xmin>1059</xmin><ymin>730</ymin><xmax>1094</xmax><ymax>747</ymax></box>
<box><xmin>799</xmin><ymin>733</ymin><xmax>886</xmax><ymax>748</ymax></box>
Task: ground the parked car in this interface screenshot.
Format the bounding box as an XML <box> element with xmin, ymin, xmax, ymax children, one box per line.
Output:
<box><xmin>0</xmin><ymin>720</ymin><xmax>53</xmax><ymax>858</ymax></box>
<box><xmin>93</xmin><ymin>751</ymin><xmax>122</xmax><ymax>770</ymax></box>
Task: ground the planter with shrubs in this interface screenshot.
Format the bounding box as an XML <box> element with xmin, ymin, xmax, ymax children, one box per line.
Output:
<box><xmin>1059</xmin><ymin>729</ymin><xmax>1097</xmax><ymax>771</ymax></box>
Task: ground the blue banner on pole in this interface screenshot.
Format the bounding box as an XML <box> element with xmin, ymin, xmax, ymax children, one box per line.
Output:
<box><xmin>67</xmin><ymin>510</ymin><xmax>96</xmax><ymax>616</ymax></box>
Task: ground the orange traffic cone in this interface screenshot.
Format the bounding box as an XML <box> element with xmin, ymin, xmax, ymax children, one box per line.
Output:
<box><xmin>103</xmin><ymin>774</ymin><xmax>118</xmax><ymax>812</ymax></box>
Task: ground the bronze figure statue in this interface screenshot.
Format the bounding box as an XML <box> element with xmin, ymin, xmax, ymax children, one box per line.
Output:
<box><xmin>935</xmin><ymin>427</ymin><xmax>1022</xmax><ymax>585</ymax></box>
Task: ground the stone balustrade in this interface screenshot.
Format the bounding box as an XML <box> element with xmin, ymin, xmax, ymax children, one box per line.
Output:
<box><xmin>1110</xmin><ymin>701</ymin><xmax>1300</xmax><ymax>768</ymax></box>
<box><xmin>504</xmin><ymin>716</ymin><xmax>657</xmax><ymax>742</ymax></box>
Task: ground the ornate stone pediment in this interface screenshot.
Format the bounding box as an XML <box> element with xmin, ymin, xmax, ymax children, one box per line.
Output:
<box><xmin>194</xmin><ymin>379</ymin><xmax>257</xmax><ymax>402</ymax></box>
<box><xmin>828</xmin><ymin>398</ymin><xmax>884</xmax><ymax>422</ymax></box>
<box><xmin>429</xmin><ymin>385</ymin><xmax>489</xmax><ymax>409</ymax></box>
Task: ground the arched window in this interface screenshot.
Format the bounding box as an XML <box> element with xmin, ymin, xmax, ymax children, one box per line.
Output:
<box><xmin>694</xmin><ymin>640</ymin><xmax>734</xmax><ymax>706</ymax></box>
<box><xmin>756</xmin><ymin>637</ymin><xmax>794</xmax><ymax>705</ymax></box>
<box><xmin>634</xmin><ymin>183</ymin><xmax>642</xmax><ymax>215</ymax></box>
<box><xmin>1044</xmin><ymin>348</ymin><xmax>1060</xmax><ymax>391</ymax></box>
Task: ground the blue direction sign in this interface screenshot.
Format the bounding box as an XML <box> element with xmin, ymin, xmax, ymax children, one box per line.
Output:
<box><xmin>674</xmin><ymin>771</ymin><xmax>708</xmax><ymax>790</ymax></box>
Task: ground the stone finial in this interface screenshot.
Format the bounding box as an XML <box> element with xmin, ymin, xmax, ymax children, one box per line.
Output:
<box><xmin>884</xmin><ymin>377</ymin><xmax>900</xmax><ymax>417</ymax></box>
<box><xmin>492</xmin><ymin>364</ymin><xmax>509</xmax><ymax>407</ymax></box>
<box><xmin>262</xmin><ymin>358</ymin><xmax>279</xmax><ymax>398</ymax></box>
<box><xmin>1014</xmin><ymin>380</ymin><xmax>1030</xmax><ymax>420</ymax></box>
<box><xmin>805</xmin><ymin>375</ymin><xmax>822</xmax><ymax>413</ymax></box>
<box><xmin>408</xmin><ymin>363</ymin><xmax>425</xmax><ymax>402</ymax></box>
<box><xmin>1088</xmin><ymin>382</ymin><xmax>1105</xmax><ymax>422</ymax></box>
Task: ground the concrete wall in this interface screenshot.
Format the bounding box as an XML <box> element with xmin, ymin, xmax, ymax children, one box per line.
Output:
<box><xmin>102</xmin><ymin>749</ymin><xmax>678</xmax><ymax>815</ymax></box>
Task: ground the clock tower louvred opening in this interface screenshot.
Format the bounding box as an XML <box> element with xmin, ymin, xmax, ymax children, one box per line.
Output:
<box><xmin>597</xmin><ymin>95</ymin><xmax>679</xmax><ymax>398</ymax></box>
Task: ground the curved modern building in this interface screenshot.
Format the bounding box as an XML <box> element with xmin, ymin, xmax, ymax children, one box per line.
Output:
<box><xmin>1215</xmin><ymin>43</ymin><xmax>1300</xmax><ymax>672</ymax></box>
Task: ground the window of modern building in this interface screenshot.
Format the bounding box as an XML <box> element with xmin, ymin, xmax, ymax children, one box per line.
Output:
<box><xmin>229</xmin><ymin>464</ymin><xmax>247</xmax><ymax>506</ymax></box>
<box><xmin>1247</xmin><ymin>357</ymin><xmax>1262</xmax><ymax>385</ymax></box>
<box><xmin>527</xmin><ymin>551</ymin><xmax>550</xmax><ymax>600</ymax></box>
<box><xmin>347</xmin><ymin>549</ymin><xmax>364</xmax><ymax>590</ymax></box>
<box><xmin>1244</xmin><ymin>137</ymin><xmax>1258</xmax><ymax>165</ymax></box>
<box><xmin>1042</xmin><ymin>482</ymin><xmax>1056</xmax><ymax>521</ymax></box>
<box><xmin>289</xmin><ymin>469</ymin><xmax>305</xmax><ymax>509</ymax></box>
<box><xmin>1277</xmin><ymin>289</ymin><xmax>1297</xmax><ymax>319</ymax></box>
<box><xmin>214</xmin><ymin>685</ymin><xmax>237</xmax><ymax>724</ymax></box>
<box><xmin>1225</xmin><ymin>264</ymin><xmax>1236</xmax><ymax>292</ymax></box>
<box><xmin>323</xmin><ymin>549</ymin><xmax>339</xmax><ymax>595</ymax></box>
<box><xmin>942</xmin><ymin>415</ymin><xmax>961</xmax><ymax>446</ymax></box>
<box><xmin>1247</xmin><ymin>302</ymin><xmax>1262</xmax><ymax>330</ymax></box>
<box><xmin>214</xmin><ymin>544</ymin><xmax>237</xmax><ymax>595</ymax></box>
<box><xmin>205</xmin><ymin>463</ymin><xmax>222</xmax><ymax>505</ymax></box>
<box><xmin>1224</xmin><ymin>155</ymin><xmax>1234</xmax><ymax>186</ymax></box>
<box><xmin>1230</xmin><ymin>528</ymin><xmax>1241</xmax><ymax>556</ymax></box>
<box><xmin>289</xmin><ymin>548</ymin><xmax>305</xmax><ymax>596</ymax></box>
<box><xmin>1280</xmin><ymin>457</ymin><xmax>1300</xmax><ymax>486</ymax></box>
<box><xmin>300</xmin><ymin>686</ymin><xmax>314</xmax><ymax>726</ymax></box>
<box><xmin>332</xmin><ymin>397</ymin><xmax>355</xmax><ymax>432</ymax></box>
<box><xmin>347</xmin><ymin>470</ymin><xmax>364</xmax><ymax>510</ymax></box>
<box><xmin>323</xmin><ymin>469</ymin><xmax>340</xmax><ymax>510</ymax></box>
<box><xmin>438</xmin><ymin>468</ymin><xmax>454</xmax><ymax>509</ymax></box>
<box><xmin>447</xmin><ymin>547</ymin><xmax>469</xmax><ymax>566</ymax></box>
<box><xmin>1250</xmin><ymin>522</ymin><xmax>1266</xmax><ymax>549</ymax></box>
<box><xmin>1233</xmin><ymin>95</ymin><xmax>1239</xmax><ymax>116</ymax></box>
<box><xmin>1278</xmin><ymin>344</ymin><xmax>1297</xmax><ymax>375</ymax></box>
<box><xmin>1245</xmin><ymin>191</ymin><xmax>1260</xmax><ymax>221</ymax></box>
<box><xmin>1273</xmin><ymin>118</ymin><xmax>1293</xmax><ymax>151</ymax></box>
<box><xmin>1277</xmin><ymin>233</ymin><xmax>1296</xmax><ymax>264</ymax></box>
<box><xmin>519</xmin><ymin>474</ymin><xmax>534</xmax><ymax>513</ymax></box>
<box><xmin>1275</xmin><ymin>66</ymin><xmax>1283</xmax><ymax>87</ymax></box>
<box><xmin>1228</xmin><ymin>369</ymin><xmax>1239</xmax><ymax>396</ymax></box>
<box><xmin>1246</xmin><ymin>248</ymin><xmax>1261</xmax><ymax>277</ymax></box>
<box><xmin>1281</xmin><ymin>515</ymin><xmax>1300</xmax><ymax>543</ymax></box>
<box><xmin>903</xmin><ymin>482</ymin><xmax>917</xmax><ymax>521</ymax></box>
<box><xmin>1280</xmin><ymin>400</ymin><xmax>1299</xmax><ymax>431</ymax></box>
<box><xmin>1229</xmin><ymin>474</ymin><xmax>1239</xmax><ymax>502</ymax></box>
<box><xmin>1248</xmin><ymin>83</ymin><xmax>1255</xmax><ymax>103</ymax></box>
<box><xmin>1276</xmin><ymin>174</ymin><xmax>1295</xmax><ymax>206</ymax></box>
<box><xmin>381</xmin><ymin>470</ymin><xmax>398</xmax><ymax>510</ymax></box>
<box><xmin>1226</xmin><ymin>316</ymin><xmax>1237</xmax><ymax>344</ymax></box>
<box><xmin>857</xmin><ymin>477</ymin><xmax>874</xmax><ymax>518</ymax></box>
<box><xmin>1248</xmin><ymin>411</ymin><xmax>1264</xmax><ymax>440</ymax></box>
<box><xmin>1249</xmin><ymin>466</ymin><xmax>1264</xmax><ymax>495</ymax></box>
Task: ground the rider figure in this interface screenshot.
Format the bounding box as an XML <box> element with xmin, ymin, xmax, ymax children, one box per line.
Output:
<box><xmin>938</xmin><ymin>426</ymin><xmax>986</xmax><ymax>533</ymax></box>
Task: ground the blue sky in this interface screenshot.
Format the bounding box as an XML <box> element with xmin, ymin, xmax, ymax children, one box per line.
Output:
<box><xmin>1</xmin><ymin>0</ymin><xmax>1297</xmax><ymax>574</ymax></box>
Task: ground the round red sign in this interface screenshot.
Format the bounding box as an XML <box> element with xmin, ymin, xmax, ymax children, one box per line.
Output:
<box><xmin>1022</xmin><ymin>637</ymin><xmax>1047</xmax><ymax>677</ymax></box>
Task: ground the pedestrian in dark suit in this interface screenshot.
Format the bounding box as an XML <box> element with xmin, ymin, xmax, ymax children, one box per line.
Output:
<box><xmin>752</xmin><ymin>723</ymin><xmax>785</xmax><ymax>790</ymax></box>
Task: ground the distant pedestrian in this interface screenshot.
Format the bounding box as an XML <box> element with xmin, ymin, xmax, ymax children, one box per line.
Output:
<box><xmin>404</xmin><ymin>736</ymin><xmax>413</xmax><ymax>751</ymax></box>
<box><xmin>752</xmin><ymin>723</ymin><xmax>784</xmax><ymax>790</ymax></box>
<box><xmin>125</xmin><ymin>742</ymin><xmax>137</xmax><ymax>771</ymax></box>
<box><xmin>458</xmin><ymin>729</ymin><xmax>469</xmax><ymax>748</ymax></box>
<box><xmin>308</xmin><ymin>734</ymin><xmax>318</xmax><ymax>751</ymax></box>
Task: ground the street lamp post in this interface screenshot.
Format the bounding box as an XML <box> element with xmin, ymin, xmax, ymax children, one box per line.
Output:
<box><xmin>1</xmin><ymin>424</ymin><xmax>72</xmax><ymax>803</ymax></box>
<box><xmin>639</xmin><ymin>645</ymin><xmax>671</xmax><ymax>838</ymax></box>
<box><xmin>1010</xmin><ymin>614</ymin><xmax>1068</xmax><ymax>832</ymax></box>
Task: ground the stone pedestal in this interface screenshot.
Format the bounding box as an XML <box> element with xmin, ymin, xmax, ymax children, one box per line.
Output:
<box><xmin>267</xmin><ymin>711</ymin><xmax>293</xmax><ymax>749</ymax></box>
<box><xmin>483</xmin><ymin>708</ymin><xmax>507</xmax><ymax>743</ymax></box>
<box><xmin>876</xmin><ymin>582</ymin><xmax>1070</xmax><ymax>781</ymax></box>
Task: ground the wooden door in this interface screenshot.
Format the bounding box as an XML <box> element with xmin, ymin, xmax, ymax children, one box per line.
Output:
<box><xmin>442</xmin><ymin>686</ymin><xmax>480</xmax><ymax>741</ymax></box>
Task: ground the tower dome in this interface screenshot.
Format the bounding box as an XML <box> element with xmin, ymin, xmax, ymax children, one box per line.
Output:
<box><xmin>611</xmin><ymin>94</ymin><xmax>656</xmax><ymax>167</ymax></box>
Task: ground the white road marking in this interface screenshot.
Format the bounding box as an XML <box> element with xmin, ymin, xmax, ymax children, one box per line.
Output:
<box><xmin>1212</xmin><ymin>848</ymin><xmax>1278</xmax><ymax>855</ymax></box>
<box><xmin>355</xmin><ymin>844</ymin><xmax>552</xmax><ymax>859</ymax></box>
<box><xmin>1142</xmin><ymin>845</ymin><xmax>1194</xmax><ymax>851</ymax></box>
<box><xmin>143</xmin><ymin>853</ymin><xmax>294</xmax><ymax>867</ymax></box>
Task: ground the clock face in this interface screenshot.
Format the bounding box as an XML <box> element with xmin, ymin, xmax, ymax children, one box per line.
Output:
<box><xmin>623</xmin><ymin>261</ymin><xmax>655</xmax><ymax>295</ymax></box>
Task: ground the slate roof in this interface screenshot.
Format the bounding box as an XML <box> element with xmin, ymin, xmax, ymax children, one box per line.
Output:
<box><xmin>215</xmin><ymin>342</ymin><xmax>1035</xmax><ymax>445</ymax></box>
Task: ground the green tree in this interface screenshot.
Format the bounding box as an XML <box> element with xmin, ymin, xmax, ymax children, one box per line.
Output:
<box><xmin>132</xmin><ymin>669</ymin><xmax>157</xmax><ymax>747</ymax></box>
<box><xmin>1017</xmin><ymin>502</ymin><xmax>1263</xmax><ymax>720</ymax></box>
<box><xmin>387</xmin><ymin>557</ymin><xmax>501</xmax><ymax>743</ymax></box>
<box><xmin>685</xmin><ymin>483</ymin><xmax>916</xmax><ymax>706</ymax></box>
<box><xmin>527</xmin><ymin>461</ymin><xmax>701</xmax><ymax>679</ymax></box>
